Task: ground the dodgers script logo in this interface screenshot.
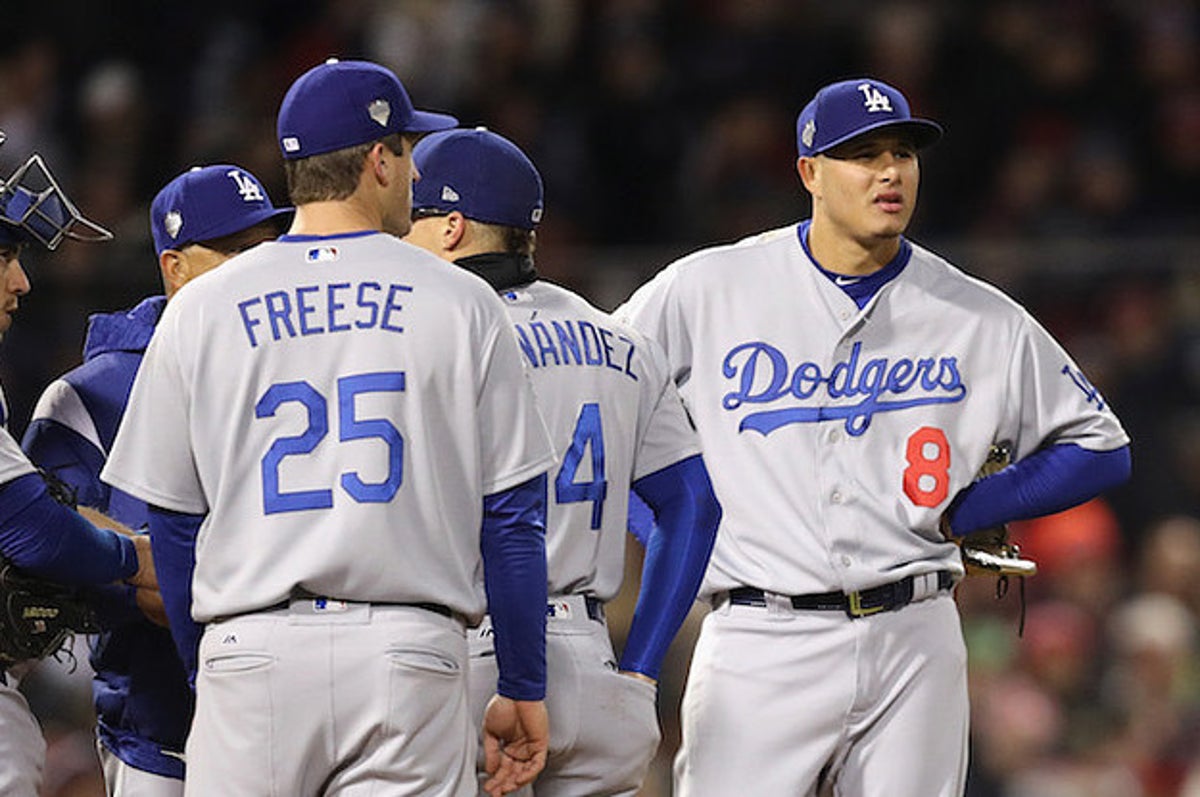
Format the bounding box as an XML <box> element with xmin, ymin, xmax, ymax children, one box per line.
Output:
<box><xmin>722</xmin><ymin>341</ymin><xmax>966</xmax><ymax>436</ymax></box>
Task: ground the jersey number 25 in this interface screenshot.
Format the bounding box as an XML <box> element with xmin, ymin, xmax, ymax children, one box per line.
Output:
<box><xmin>255</xmin><ymin>372</ymin><xmax>405</xmax><ymax>514</ymax></box>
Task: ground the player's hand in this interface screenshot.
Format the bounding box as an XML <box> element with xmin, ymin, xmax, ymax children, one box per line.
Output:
<box><xmin>125</xmin><ymin>534</ymin><xmax>158</xmax><ymax>591</ymax></box>
<box><xmin>135</xmin><ymin>587</ymin><xmax>169</xmax><ymax>628</ymax></box>
<box><xmin>619</xmin><ymin>669</ymin><xmax>658</xmax><ymax>687</ymax></box>
<box><xmin>481</xmin><ymin>695</ymin><xmax>548</xmax><ymax>796</ymax></box>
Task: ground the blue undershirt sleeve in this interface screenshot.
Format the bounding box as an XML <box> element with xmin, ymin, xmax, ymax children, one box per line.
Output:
<box><xmin>627</xmin><ymin>491</ymin><xmax>656</xmax><ymax>547</ymax></box>
<box><xmin>946</xmin><ymin>443</ymin><xmax>1131</xmax><ymax>537</ymax></box>
<box><xmin>621</xmin><ymin>454</ymin><xmax>721</xmax><ymax>680</ymax></box>
<box><xmin>0</xmin><ymin>472</ymin><xmax>138</xmax><ymax>582</ymax></box>
<box><xmin>147</xmin><ymin>505</ymin><xmax>203</xmax><ymax>686</ymax></box>
<box><xmin>481</xmin><ymin>473</ymin><xmax>548</xmax><ymax>701</ymax></box>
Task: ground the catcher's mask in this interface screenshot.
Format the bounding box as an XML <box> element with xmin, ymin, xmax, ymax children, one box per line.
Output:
<box><xmin>0</xmin><ymin>131</ymin><xmax>113</xmax><ymax>250</ymax></box>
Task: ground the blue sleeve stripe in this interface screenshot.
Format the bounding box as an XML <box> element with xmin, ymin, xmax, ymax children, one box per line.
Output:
<box><xmin>621</xmin><ymin>454</ymin><xmax>720</xmax><ymax>679</ymax></box>
<box><xmin>0</xmin><ymin>472</ymin><xmax>138</xmax><ymax>582</ymax></box>
<box><xmin>481</xmin><ymin>473</ymin><xmax>548</xmax><ymax>701</ymax></box>
<box><xmin>948</xmin><ymin>443</ymin><xmax>1131</xmax><ymax>537</ymax></box>
<box><xmin>147</xmin><ymin>506</ymin><xmax>203</xmax><ymax>685</ymax></box>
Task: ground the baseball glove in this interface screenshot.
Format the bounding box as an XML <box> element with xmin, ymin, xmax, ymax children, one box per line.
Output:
<box><xmin>0</xmin><ymin>557</ymin><xmax>100</xmax><ymax>668</ymax></box>
<box><xmin>953</xmin><ymin>441</ymin><xmax>1038</xmax><ymax>578</ymax></box>
<box><xmin>0</xmin><ymin>469</ymin><xmax>98</xmax><ymax>669</ymax></box>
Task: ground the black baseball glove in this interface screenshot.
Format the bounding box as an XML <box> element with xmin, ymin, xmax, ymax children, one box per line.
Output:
<box><xmin>0</xmin><ymin>469</ymin><xmax>98</xmax><ymax>669</ymax></box>
<box><xmin>0</xmin><ymin>557</ymin><xmax>101</xmax><ymax>668</ymax></box>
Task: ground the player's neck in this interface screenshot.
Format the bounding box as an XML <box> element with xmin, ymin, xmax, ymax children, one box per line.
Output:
<box><xmin>289</xmin><ymin>200</ymin><xmax>383</xmax><ymax>237</ymax></box>
<box><xmin>806</xmin><ymin>218</ymin><xmax>902</xmax><ymax>277</ymax></box>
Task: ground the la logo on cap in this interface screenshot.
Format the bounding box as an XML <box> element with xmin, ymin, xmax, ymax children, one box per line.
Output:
<box><xmin>858</xmin><ymin>83</ymin><xmax>893</xmax><ymax>113</ymax></box>
<box><xmin>227</xmin><ymin>169</ymin><xmax>265</xmax><ymax>202</ymax></box>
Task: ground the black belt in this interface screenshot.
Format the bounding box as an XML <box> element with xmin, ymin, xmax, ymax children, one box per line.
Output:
<box><xmin>726</xmin><ymin>571</ymin><xmax>953</xmax><ymax>619</ymax></box>
<box><xmin>258</xmin><ymin>598</ymin><xmax>454</xmax><ymax>619</ymax></box>
<box><xmin>584</xmin><ymin>595</ymin><xmax>606</xmax><ymax>623</ymax></box>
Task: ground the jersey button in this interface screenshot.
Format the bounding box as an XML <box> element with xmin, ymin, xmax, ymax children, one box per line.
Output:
<box><xmin>840</xmin><ymin>555</ymin><xmax>852</xmax><ymax>567</ymax></box>
<box><xmin>827</xmin><ymin>429</ymin><xmax>841</xmax><ymax>443</ymax></box>
<box><xmin>831</xmin><ymin>490</ymin><xmax>844</xmax><ymax>504</ymax></box>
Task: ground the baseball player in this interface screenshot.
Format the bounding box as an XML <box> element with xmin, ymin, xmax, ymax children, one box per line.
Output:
<box><xmin>21</xmin><ymin>163</ymin><xmax>290</xmax><ymax>796</ymax></box>
<box><xmin>102</xmin><ymin>59</ymin><xmax>555</xmax><ymax>797</ymax></box>
<box><xmin>0</xmin><ymin>133</ymin><xmax>157</xmax><ymax>797</ymax></box>
<box><xmin>406</xmin><ymin>127</ymin><xmax>721</xmax><ymax>796</ymax></box>
<box><xmin>616</xmin><ymin>77</ymin><xmax>1132</xmax><ymax>796</ymax></box>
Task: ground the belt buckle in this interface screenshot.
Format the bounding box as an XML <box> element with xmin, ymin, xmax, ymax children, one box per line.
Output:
<box><xmin>846</xmin><ymin>591</ymin><xmax>885</xmax><ymax>618</ymax></box>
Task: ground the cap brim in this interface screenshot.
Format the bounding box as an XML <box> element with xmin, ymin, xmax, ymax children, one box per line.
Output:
<box><xmin>171</xmin><ymin>206</ymin><xmax>294</xmax><ymax>252</ymax></box>
<box><xmin>817</xmin><ymin>118</ymin><xmax>943</xmax><ymax>155</ymax></box>
<box><xmin>402</xmin><ymin>110</ymin><xmax>459</xmax><ymax>134</ymax></box>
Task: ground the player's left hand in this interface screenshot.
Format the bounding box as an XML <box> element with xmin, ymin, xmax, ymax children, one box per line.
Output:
<box><xmin>482</xmin><ymin>695</ymin><xmax>549</xmax><ymax>796</ymax></box>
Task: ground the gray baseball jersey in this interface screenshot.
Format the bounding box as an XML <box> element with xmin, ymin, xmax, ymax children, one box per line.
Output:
<box><xmin>0</xmin><ymin>387</ymin><xmax>37</xmax><ymax>485</ymax></box>
<box><xmin>503</xmin><ymin>280</ymin><xmax>700</xmax><ymax>599</ymax></box>
<box><xmin>618</xmin><ymin>224</ymin><xmax>1129</xmax><ymax>599</ymax></box>
<box><xmin>0</xmin><ymin>385</ymin><xmax>42</xmax><ymax>797</ymax></box>
<box><xmin>103</xmin><ymin>233</ymin><xmax>555</xmax><ymax>624</ymax></box>
<box><xmin>467</xmin><ymin>279</ymin><xmax>697</xmax><ymax>796</ymax></box>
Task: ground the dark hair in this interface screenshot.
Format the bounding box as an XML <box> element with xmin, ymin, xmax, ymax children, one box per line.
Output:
<box><xmin>498</xmin><ymin>225</ymin><xmax>536</xmax><ymax>257</ymax></box>
<box><xmin>284</xmin><ymin>133</ymin><xmax>406</xmax><ymax>204</ymax></box>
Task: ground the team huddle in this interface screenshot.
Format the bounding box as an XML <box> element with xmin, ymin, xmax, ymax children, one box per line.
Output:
<box><xmin>0</xmin><ymin>59</ymin><xmax>1129</xmax><ymax>797</ymax></box>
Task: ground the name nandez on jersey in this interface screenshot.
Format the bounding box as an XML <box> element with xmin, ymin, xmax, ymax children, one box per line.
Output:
<box><xmin>514</xmin><ymin>318</ymin><xmax>640</xmax><ymax>383</ymax></box>
<box><xmin>721</xmin><ymin>339</ymin><xmax>967</xmax><ymax>436</ymax></box>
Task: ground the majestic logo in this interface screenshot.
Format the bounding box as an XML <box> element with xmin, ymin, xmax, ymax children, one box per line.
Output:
<box><xmin>164</xmin><ymin>210</ymin><xmax>184</xmax><ymax>239</ymax></box>
<box><xmin>858</xmin><ymin>82</ymin><xmax>893</xmax><ymax>113</ymax></box>
<box><xmin>227</xmin><ymin>169</ymin><xmax>265</xmax><ymax>202</ymax></box>
<box><xmin>722</xmin><ymin>341</ymin><xmax>966</xmax><ymax>436</ymax></box>
<box><xmin>801</xmin><ymin>119</ymin><xmax>816</xmax><ymax>149</ymax></box>
<box><xmin>368</xmin><ymin>98</ymin><xmax>391</xmax><ymax>127</ymax></box>
<box><xmin>441</xmin><ymin>185</ymin><xmax>460</xmax><ymax>202</ymax></box>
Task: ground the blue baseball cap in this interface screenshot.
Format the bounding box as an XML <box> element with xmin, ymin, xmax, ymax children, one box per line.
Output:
<box><xmin>411</xmin><ymin>128</ymin><xmax>544</xmax><ymax>230</ymax></box>
<box><xmin>150</xmin><ymin>164</ymin><xmax>291</xmax><ymax>255</ymax></box>
<box><xmin>796</xmin><ymin>78</ymin><xmax>942</xmax><ymax>158</ymax></box>
<box><xmin>277</xmin><ymin>59</ymin><xmax>458</xmax><ymax>160</ymax></box>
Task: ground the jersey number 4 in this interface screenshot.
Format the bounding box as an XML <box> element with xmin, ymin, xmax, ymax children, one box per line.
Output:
<box><xmin>256</xmin><ymin>372</ymin><xmax>405</xmax><ymax>514</ymax></box>
<box><xmin>555</xmin><ymin>402</ymin><xmax>607</xmax><ymax>529</ymax></box>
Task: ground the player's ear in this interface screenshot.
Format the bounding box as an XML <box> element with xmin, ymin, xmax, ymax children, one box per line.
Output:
<box><xmin>368</xmin><ymin>142</ymin><xmax>389</xmax><ymax>185</ymax></box>
<box><xmin>797</xmin><ymin>156</ymin><xmax>819</xmax><ymax>195</ymax></box>
<box><xmin>445</xmin><ymin>211</ymin><xmax>467</xmax><ymax>250</ymax></box>
<box><xmin>159</xmin><ymin>250</ymin><xmax>187</xmax><ymax>298</ymax></box>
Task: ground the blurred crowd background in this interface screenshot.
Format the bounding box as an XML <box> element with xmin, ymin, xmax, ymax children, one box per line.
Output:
<box><xmin>3</xmin><ymin>0</ymin><xmax>1199</xmax><ymax>795</ymax></box>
